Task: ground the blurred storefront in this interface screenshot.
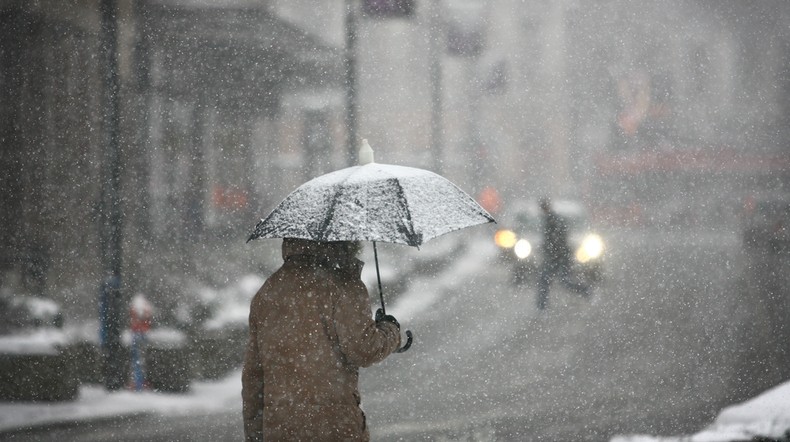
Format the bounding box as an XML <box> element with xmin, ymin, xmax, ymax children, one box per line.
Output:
<box><xmin>0</xmin><ymin>0</ymin><xmax>344</xmax><ymax>313</ymax></box>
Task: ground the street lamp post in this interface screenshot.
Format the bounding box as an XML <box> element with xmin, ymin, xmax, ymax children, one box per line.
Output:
<box><xmin>345</xmin><ymin>0</ymin><xmax>359</xmax><ymax>166</ymax></box>
<box><xmin>429</xmin><ymin>0</ymin><xmax>444</xmax><ymax>174</ymax></box>
<box><xmin>345</xmin><ymin>0</ymin><xmax>442</xmax><ymax>170</ymax></box>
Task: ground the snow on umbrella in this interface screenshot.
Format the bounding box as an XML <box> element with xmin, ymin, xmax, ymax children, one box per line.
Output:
<box><xmin>247</xmin><ymin>139</ymin><xmax>496</xmax><ymax>351</ymax></box>
<box><xmin>247</xmin><ymin>151</ymin><xmax>493</xmax><ymax>246</ymax></box>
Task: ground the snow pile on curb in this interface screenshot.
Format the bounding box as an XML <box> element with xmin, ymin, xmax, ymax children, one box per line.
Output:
<box><xmin>197</xmin><ymin>275</ymin><xmax>263</xmax><ymax>332</ymax></box>
<box><xmin>612</xmin><ymin>380</ymin><xmax>790</xmax><ymax>442</ymax></box>
<box><xmin>0</xmin><ymin>328</ymin><xmax>70</xmax><ymax>356</ymax></box>
<box><xmin>0</xmin><ymin>369</ymin><xmax>242</xmax><ymax>433</ymax></box>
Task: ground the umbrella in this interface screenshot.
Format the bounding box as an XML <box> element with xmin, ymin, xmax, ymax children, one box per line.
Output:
<box><xmin>247</xmin><ymin>140</ymin><xmax>496</xmax><ymax>351</ymax></box>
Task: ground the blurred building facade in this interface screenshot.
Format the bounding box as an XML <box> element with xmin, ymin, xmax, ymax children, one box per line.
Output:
<box><xmin>1</xmin><ymin>0</ymin><xmax>789</xmax><ymax>315</ymax></box>
<box><xmin>278</xmin><ymin>0</ymin><xmax>790</xmax><ymax>224</ymax></box>
<box><xmin>0</xmin><ymin>0</ymin><xmax>347</xmax><ymax>314</ymax></box>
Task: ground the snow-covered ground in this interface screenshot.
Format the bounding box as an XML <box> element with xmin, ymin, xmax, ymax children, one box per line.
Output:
<box><xmin>0</xmin><ymin>235</ymin><xmax>788</xmax><ymax>440</ymax></box>
<box><xmin>0</xmin><ymin>370</ymin><xmax>241</xmax><ymax>433</ymax></box>
<box><xmin>1</xmin><ymin>367</ymin><xmax>788</xmax><ymax>439</ymax></box>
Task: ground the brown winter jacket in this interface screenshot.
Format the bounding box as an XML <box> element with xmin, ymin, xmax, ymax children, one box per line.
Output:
<box><xmin>242</xmin><ymin>239</ymin><xmax>401</xmax><ymax>441</ymax></box>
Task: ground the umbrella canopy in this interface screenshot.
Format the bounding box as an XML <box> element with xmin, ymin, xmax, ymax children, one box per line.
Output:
<box><xmin>247</xmin><ymin>141</ymin><xmax>495</xmax><ymax>353</ymax></box>
<box><xmin>247</xmin><ymin>162</ymin><xmax>495</xmax><ymax>246</ymax></box>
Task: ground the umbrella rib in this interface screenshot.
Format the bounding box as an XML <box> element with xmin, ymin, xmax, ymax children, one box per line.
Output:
<box><xmin>316</xmin><ymin>187</ymin><xmax>342</xmax><ymax>242</ymax></box>
<box><xmin>391</xmin><ymin>177</ymin><xmax>420</xmax><ymax>246</ymax></box>
<box><xmin>315</xmin><ymin>170</ymin><xmax>357</xmax><ymax>241</ymax></box>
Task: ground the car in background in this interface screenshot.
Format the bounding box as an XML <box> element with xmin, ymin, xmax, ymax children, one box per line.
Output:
<box><xmin>494</xmin><ymin>199</ymin><xmax>605</xmax><ymax>286</ymax></box>
<box><xmin>742</xmin><ymin>197</ymin><xmax>790</xmax><ymax>253</ymax></box>
<box><xmin>0</xmin><ymin>294</ymin><xmax>79</xmax><ymax>401</ymax></box>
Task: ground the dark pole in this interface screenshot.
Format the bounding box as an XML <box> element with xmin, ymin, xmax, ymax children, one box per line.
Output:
<box><xmin>98</xmin><ymin>0</ymin><xmax>125</xmax><ymax>391</ymax></box>
<box><xmin>429</xmin><ymin>0</ymin><xmax>443</xmax><ymax>174</ymax></box>
<box><xmin>345</xmin><ymin>0</ymin><xmax>358</xmax><ymax>166</ymax></box>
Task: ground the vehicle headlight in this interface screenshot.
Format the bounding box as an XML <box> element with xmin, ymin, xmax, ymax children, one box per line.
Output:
<box><xmin>494</xmin><ymin>229</ymin><xmax>517</xmax><ymax>249</ymax></box>
<box><xmin>575</xmin><ymin>234</ymin><xmax>604</xmax><ymax>263</ymax></box>
<box><xmin>514</xmin><ymin>239</ymin><xmax>532</xmax><ymax>259</ymax></box>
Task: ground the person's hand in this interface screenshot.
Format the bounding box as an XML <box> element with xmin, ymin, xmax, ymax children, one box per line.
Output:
<box><xmin>375</xmin><ymin>308</ymin><xmax>400</xmax><ymax>329</ymax></box>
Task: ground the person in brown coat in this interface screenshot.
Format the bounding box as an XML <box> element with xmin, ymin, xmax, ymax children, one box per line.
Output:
<box><xmin>242</xmin><ymin>238</ymin><xmax>401</xmax><ymax>441</ymax></box>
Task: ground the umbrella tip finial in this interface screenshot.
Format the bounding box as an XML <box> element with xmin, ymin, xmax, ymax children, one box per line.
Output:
<box><xmin>359</xmin><ymin>139</ymin><xmax>375</xmax><ymax>165</ymax></box>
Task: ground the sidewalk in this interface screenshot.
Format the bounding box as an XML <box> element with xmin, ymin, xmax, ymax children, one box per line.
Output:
<box><xmin>0</xmin><ymin>236</ymin><xmax>473</xmax><ymax>437</ymax></box>
<box><xmin>0</xmin><ymin>370</ymin><xmax>241</xmax><ymax>435</ymax></box>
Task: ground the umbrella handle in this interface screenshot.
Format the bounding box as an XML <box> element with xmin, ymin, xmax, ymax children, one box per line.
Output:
<box><xmin>396</xmin><ymin>330</ymin><xmax>413</xmax><ymax>353</ymax></box>
<box><xmin>372</xmin><ymin>241</ymin><xmax>412</xmax><ymax>353</ymax></box>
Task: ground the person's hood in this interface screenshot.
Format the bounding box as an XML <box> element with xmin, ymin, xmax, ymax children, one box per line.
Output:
<box><xmin>282</xmin><ymin>238</ymin><xmax>364</xmax><ymax>277</ymax></box>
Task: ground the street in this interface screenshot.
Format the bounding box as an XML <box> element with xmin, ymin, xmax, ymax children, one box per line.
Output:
<box><xmin>5</xmin><ymin>227</ymin><xmax>786</xmax><ymax>441</ymax></box>
<box><xmin>363</xmin><ymin>228</ymin><xmax>758</xmax><ymax>441</ymax></box>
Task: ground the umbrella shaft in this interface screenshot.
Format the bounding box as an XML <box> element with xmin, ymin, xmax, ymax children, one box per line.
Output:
<box><xmin>373</xmin><ymin>241</ymin><xmax>386</xmax><ymax>314</ymax></box>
